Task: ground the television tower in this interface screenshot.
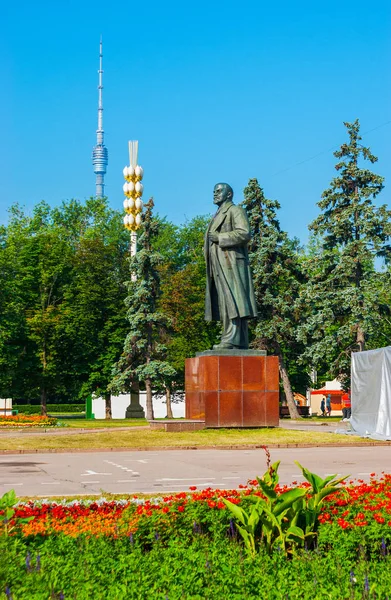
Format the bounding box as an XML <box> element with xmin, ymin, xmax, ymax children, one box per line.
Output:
<box><xmin>92</xmin><ymin>37</ymin><xmax>108</xmax><ymax>197</ymax></box>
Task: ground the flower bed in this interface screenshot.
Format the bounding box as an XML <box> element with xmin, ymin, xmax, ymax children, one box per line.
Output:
<box><xmin>5</xmin><ymin>473</ymin><xmax>391</xmax><ymax>540</ymax></box>
<box><xmin>0</xmin><ymin>414</ymin><xmax>58</xmax><ymax>427</ymax></box>
<box><xmin>3</xmin><ymin>473</ymin><xmax>391</xmax><ymax>598</ymax></box>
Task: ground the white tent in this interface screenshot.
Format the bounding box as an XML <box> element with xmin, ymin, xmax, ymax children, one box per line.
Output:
<box><xmin>350</xmin><ymin>346</ymin><xmax>391</xmax><ymax>440</ymax></box>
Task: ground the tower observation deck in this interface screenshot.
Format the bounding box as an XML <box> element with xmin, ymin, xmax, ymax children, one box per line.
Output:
<box><xmin>92</xmin><ymin>38</ymin><xmax>108</xmax><ymax>197</ymax></box>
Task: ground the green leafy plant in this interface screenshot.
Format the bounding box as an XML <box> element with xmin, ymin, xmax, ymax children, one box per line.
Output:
<box><xmin>224</xmin><ymin>460</ymin><xmax>347</xmax><ymax>557</ymax></box>
<box><xmin>224</xmin><ymin>461</ymin><xmax>307</xmax><ymax>557</ymax></box>
<box><xmin>293</xmin><ymin>461</ymin><xmax>348</xmax><ymax>545</ymax></box>
<box><xmin>0</xmin><ymin>489</ymin><xmax>32</xmax><ymax>536</ymax></box>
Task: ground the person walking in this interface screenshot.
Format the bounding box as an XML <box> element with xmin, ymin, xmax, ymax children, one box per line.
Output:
<box><xmin>341</xmin><ymin>392</ymin><xmax>351</xmax><ymax>420</ymax></box>
<box><xmin>320</xmin><ymin>398</ymin><xmax>326</xmax><ymax>417</ymax></box>
<box><xmin>326</xmin><ymin>394</ymin><xmax>332</xmax><ymax>417</ymax></box>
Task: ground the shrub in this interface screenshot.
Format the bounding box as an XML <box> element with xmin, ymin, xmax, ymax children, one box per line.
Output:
<box><xmin>14</xmin><ymin>404</ymin><xmax>85</xmax><ymax>415</ymax></box>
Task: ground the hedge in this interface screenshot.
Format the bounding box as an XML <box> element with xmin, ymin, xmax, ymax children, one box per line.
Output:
<box><xmin>13</xmin><ymin>404</ymin><xmax>85</xmax><ymax>415</ymax></box>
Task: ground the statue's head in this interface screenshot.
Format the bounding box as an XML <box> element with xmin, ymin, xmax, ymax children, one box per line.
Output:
<box><xmin>213</xmin><ymin>183</ymin><xmax>234</xmax><ymax>206</ymax></box>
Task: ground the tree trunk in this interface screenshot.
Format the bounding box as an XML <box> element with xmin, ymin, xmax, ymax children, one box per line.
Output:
<box><xmin>165</xmin><ymin>385</ymin><xmax>173</xmax><ymax>419</ymax></box>
<box><xmin>41</xmin><ymin>336</ymin><xmax>48</xmax><ymax>416</ymax></box>
<box><xmin>41</xmin><ymin>386</ymin><xmax>47</xmax><ymax>416</ymax></box>
<box><xmin>275</xmin><ymin>342</ymin><xmax>301</xmax><ymax>420</ymax></box>
<box><xmin>145</xmin><ymin>378</ymin><xmax>154</xmax><ymax>420</ymax></box>
<box><xmin>357</xmin><ymin>324</ymin><xmax>365</xmax><ymax>352</ymax></box>
<box><xmin>105</xmin><ymin>392</ymin><xmax>112</xmax><ymax>419</ymax></box>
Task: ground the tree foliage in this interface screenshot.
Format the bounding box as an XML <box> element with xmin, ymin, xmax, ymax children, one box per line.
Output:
<box><xmin>0</xmin><ymin>198</ymin><xmax>129</xmax><ymax>414</ymax></box>
<box><xmin>242</xmin><ymin>178</ymin><xmax>307</xmax><ymax>418</ymax></box>
<box><xmin>157</xmin><ymin>215</ymin><xmax>219</xmax><ymax>386</ymax></box>
<box><xmin>110</xmin><ymin>199</ymin><xmax>176</xmax><ymax>420</ymax></box>
<box><xmin>298</xmin><ymin>119</ymin><xmax>391</xmax><ymax>385</ymax></box>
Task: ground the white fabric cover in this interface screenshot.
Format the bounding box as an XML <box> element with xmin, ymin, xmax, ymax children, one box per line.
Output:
<box><xmin>350</xmin><ymin>346</ymin><xmax>391</xmax><ymax>440</ymax></box>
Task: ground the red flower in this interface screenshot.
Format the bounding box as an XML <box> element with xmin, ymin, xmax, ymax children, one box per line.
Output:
<box><xmin>337</xmin><ymin>518</ymin><xmax>350</xmax><ymax>529</ymax></box>
<box><xmin>189</xmin><ymin>486</ymin><xmax>197</xmax><ymax>491</ymax></box>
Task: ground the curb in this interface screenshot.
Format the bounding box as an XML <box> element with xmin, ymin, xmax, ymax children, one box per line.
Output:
<box><xmin>1</xmin><ymin>441</ymin><xmax>391</xmax><ymax>454</ymax></box>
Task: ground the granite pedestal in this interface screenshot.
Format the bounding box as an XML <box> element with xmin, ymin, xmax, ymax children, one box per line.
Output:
<box><xmin>185</xmin><ymin>350</ymin><xmax>279</xmax><ymax>428</ymax></box>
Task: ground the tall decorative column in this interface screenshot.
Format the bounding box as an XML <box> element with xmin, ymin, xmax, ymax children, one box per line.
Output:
<box><xmin>123</xmin><ymin>140</ymin><xmax>145</xmax><ymax>419</ymax></box>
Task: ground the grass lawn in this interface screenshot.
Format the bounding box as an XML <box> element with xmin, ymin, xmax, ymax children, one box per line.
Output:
<box><xmin>60</xmin><ymin>418</ymin><xmax>148</xmax><ymax>428</ymax></box>
<box><xmin>0</xmin><ymin>426</ymin><xmax>376</xmax><ymax>451</ymax></box>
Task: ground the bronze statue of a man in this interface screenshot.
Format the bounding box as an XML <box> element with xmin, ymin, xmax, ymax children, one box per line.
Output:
<box><xmin>204</xmin><ymin>183</ymin><xmax>258</xmax><ymax>349</ymax></box>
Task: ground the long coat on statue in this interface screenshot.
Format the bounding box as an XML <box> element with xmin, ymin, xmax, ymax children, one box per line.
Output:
<box><xmin>204</xmin><ymin>201</ymin><xmax>258</xmax><ymax>322</ymax></box>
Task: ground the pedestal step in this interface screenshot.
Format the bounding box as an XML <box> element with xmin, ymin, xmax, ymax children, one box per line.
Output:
<box><xmin>149</xmin><ymin>419</ymin><xmax>205</xmax><ymax>432</ymax></box>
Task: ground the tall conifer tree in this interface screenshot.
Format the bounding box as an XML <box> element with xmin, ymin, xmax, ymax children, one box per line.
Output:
<box><xmin>243</xmin><ymin>179</ymin><xmax>305</xmax><ymax>419</ymax></box>
<box><xmin>298</xmin><ymin>120</ymin><xmax>391</xmax><ymax>383</ymax></box>
<box><xmin>110</xmin><ymin>199</ymin><xmax>175</xmax><ymax>420</ymax></box>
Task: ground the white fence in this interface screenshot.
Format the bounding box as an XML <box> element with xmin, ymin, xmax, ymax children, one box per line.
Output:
<box><xmin>92</xmin><ymin>392</ymin><xmax>185</xmax><ymax>420</ymax></box>
<box><xmin>0</xmin><ymin>399</ymin><xmax>12</xmax><ymax>416</ymax></box>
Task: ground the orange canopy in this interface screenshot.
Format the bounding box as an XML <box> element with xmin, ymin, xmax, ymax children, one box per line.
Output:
<box><xmin>311</xmin><ymin>389</ymin><xmax>342</xmax><ymax>395</ymax></box>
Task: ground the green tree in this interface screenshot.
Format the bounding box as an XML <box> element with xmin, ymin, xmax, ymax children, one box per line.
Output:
<box><xmin>157</xmin><ymin>215</ymin><xmax>219</xmax><ymax>385</ymax></box>
<box><xmin>156</xmin><ymin>214</ymin><xmax>220</xmax><ymax>419</ymax></box>
<box><xmin>298</xmin><ymin>119</ymin><xmax>391</xmax><ymax>385</ymax></box>
<box><xmin>0</xmin><ymin>198</ymin><xmax>130</xmax><ymax>416</ymax></box>
<box><xmin>0</xmin><ymin>202</ymin><xmax>74</xmax><ymax>413</ymax></box>
<box><xmin>0</xmin><ymin>219</ymin><xmax>33</xmax><ymax>399</ymax></box>
<box><xmin>58</xmin><ymin>197</ymin><xmax>130</xmax><ymax>418</ymax></box>
<box><xmin>110</xmin><ymin>199</ymin><xmax>176</xmax><ymax>420</ymax></box>
<box><xmin>243</xmin><ymin>178</ymin><xmax>307</xmax><ymax>419</ymax></box>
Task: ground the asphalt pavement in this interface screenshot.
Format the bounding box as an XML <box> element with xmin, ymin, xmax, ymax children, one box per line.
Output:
<box><xmin>1</xmin><ymin>445</ymin><xmax>390</xmax><ymax>497</ymax></box>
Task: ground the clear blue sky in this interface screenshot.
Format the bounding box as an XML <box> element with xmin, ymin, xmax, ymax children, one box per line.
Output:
<box><xmin>2</xmin><ymin>0</ymin><xmax>390</xmax><ymax>243</ymax></box>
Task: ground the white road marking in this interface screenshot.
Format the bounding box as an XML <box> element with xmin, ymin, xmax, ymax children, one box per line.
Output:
<box><xmin>102</xmin><ymin>460</ymin><xmax>139</xmax><ymax>476</ymax></box>
<box><xmin>157</xmin><ymin>477</ymin><xmax>216</xmax><ymax>482</ymax></box>
<box><xmin>41</xmin><ymin>482</ymin><xmax>60</xmax><ymax>485</ymax></box>
<box><xmin>81</xmin><ymin>470</ymin><xmax>111</xmax><ymax>476</ymax></box>
<box><xmin>117</xmin><ymin>479</ymin><xmax>135</xmax><ymax>483</ymax></box>
<box><xmin>125</xmin><ymin>459</ymin><xmax>148</xmax><ymax>464</ymax></box>
<box><xmin>222</xmin><ymin>477</ymin><xmax>240</xmax><ymax>480</ymax></box>
<box><xmin>81</xmin><ymin>480</ymin><xmax>100</xmax><ymax>484</ymax></box>
<box><xmin>2</xmin><ymin>483</ymin><xmax>23</xmax><ymax>486</ymax></box>
<box><xmin>104</xmin><ymin>460</ymin><xmax>136</xmax><ymax>471</ymax></box>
